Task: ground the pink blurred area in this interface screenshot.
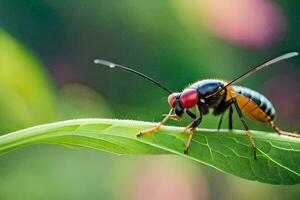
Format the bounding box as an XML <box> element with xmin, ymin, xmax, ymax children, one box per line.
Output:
<box><xmin>202</xmin><ymin>0</ymin><xmax>286</xmax><ymax>49</ymax></box>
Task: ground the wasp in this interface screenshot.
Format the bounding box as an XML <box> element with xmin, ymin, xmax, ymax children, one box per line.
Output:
<box><xmin>94</xmin><ymin>52</ymin><xmax>300</xmax><ymax>159</ymax></box>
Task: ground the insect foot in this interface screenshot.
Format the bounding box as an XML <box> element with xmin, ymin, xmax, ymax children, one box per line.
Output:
<box><xmin>253</xmin><ymin>146</ymin><xmax>257</xmax><ymax>160</ymax></box>
<box><xmin>136</xmin><ymin>132</ymin><xmax>143</xmax><ymax>137</ymax></box>
<box><xmin>137</xmin><ymin>126</ymin><xmax>159</xmax><ymax>138</ymax></box>
<box><xmin>184</xmin><ymin>147</ymin><xmax>189</xmax><ymax>155</ymax></box>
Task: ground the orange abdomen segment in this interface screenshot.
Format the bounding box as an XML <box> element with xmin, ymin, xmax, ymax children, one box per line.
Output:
<box><xmin>227</xmin><ymin>86</ymin><xmax>276</xmax><ymax>123</ymax></box>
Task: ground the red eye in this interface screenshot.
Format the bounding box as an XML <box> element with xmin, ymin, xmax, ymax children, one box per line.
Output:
<box><xmin>179</xmin><ymin>89</ymin><xmax>199</xmax><ymax>108</ymax></box>
<box><xmin>168</xmin><ymin>93</ymin><xmax>179</xmax><ymax>107</ymax></box>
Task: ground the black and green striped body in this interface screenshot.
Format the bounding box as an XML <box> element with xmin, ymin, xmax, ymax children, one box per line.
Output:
<box><xmin>229</xmin><ymin>85</ymin><xmax>276</xmax><ymax>122</ymax></box>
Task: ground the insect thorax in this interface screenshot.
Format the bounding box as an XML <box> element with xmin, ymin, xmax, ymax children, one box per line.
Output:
<box><xmin>189</xmin><ymin>79</ymin><xmax>226</xmax><ymax>97</ymax></box>
<box><xmin>189</xmin><ymin>79</ymin><xmax>226</xmax><ymax>108</ymax></box>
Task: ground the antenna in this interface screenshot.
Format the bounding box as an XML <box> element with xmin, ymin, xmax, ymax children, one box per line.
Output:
<box><xmin>94</xmin><ymin>59</ymin><xmax>172</xmax><ymax>94</ymax></box>
<box><xmin>205</xmin><ymin>52</ymin><xmax>299</xmax><ymax>98</ymax></box>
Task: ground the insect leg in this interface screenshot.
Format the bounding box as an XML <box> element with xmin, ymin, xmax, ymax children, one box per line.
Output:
<box><xmin>217</xmin><ymin>112</ymin><xmax>224</xmax><ymax>131</ymax></box>
<box><xmin>270</xmin><ymin>121</ymin><xmax>300</xmax><ymax>138</ymax></box>
<box><xmin>232</xmin><ymin>98</ymin><xmax>257</xmax><ymax>160</ymax></box>
<box><xmin>186</xmin><ymin>109</ymin><xmax>197</xmax><ymax>119</ymax></box>
<box><xmin>229</xmin><ymin>106</ymin><xmax>234</xmax><ymax>130</ymax></box>
<box><xmin>162</xmin><ymin>114</ymin><xmax>180</xmax><ymax>121</ymax></box>
<box><xmin>137</xmin><ymin>109</ymin><xmax>175</xmax><ymax>137</ymax></box>
<box><xmin>183</xmin><ymin>119</ymin><xmax>198</xmax><ymax>134</ymax></box>
<box><xmin>184</xmin><ymin>111</ymin><xmax>203</xmax><ymax>154</ymax></box>
<box><xmin>214</xmin><ymin>99</ymin><xmax>234</xmax><ymax>130</ymax></box>
<box><xmin>183</xmin><ymin>107</ymin><xmax>201</xmax><ymax>133</ymax></box>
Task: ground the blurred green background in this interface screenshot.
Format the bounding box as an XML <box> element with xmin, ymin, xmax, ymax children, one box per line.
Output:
<box><xmin>0</xmin><ymin>1</ymin><xmax>299</xmax><ymax>199</ymax></box>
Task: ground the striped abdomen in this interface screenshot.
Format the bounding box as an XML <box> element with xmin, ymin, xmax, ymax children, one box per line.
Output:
<box><xmin>228</xmin><ymin>86</ymin><xmax>276</xmax><ymax>122</ymax></box>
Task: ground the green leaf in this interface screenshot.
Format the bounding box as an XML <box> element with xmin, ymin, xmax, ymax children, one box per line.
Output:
<box><xmin>0</xmin><ymin>119</ymin><xmax>299</xmax><ymax>185</ymax></box>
